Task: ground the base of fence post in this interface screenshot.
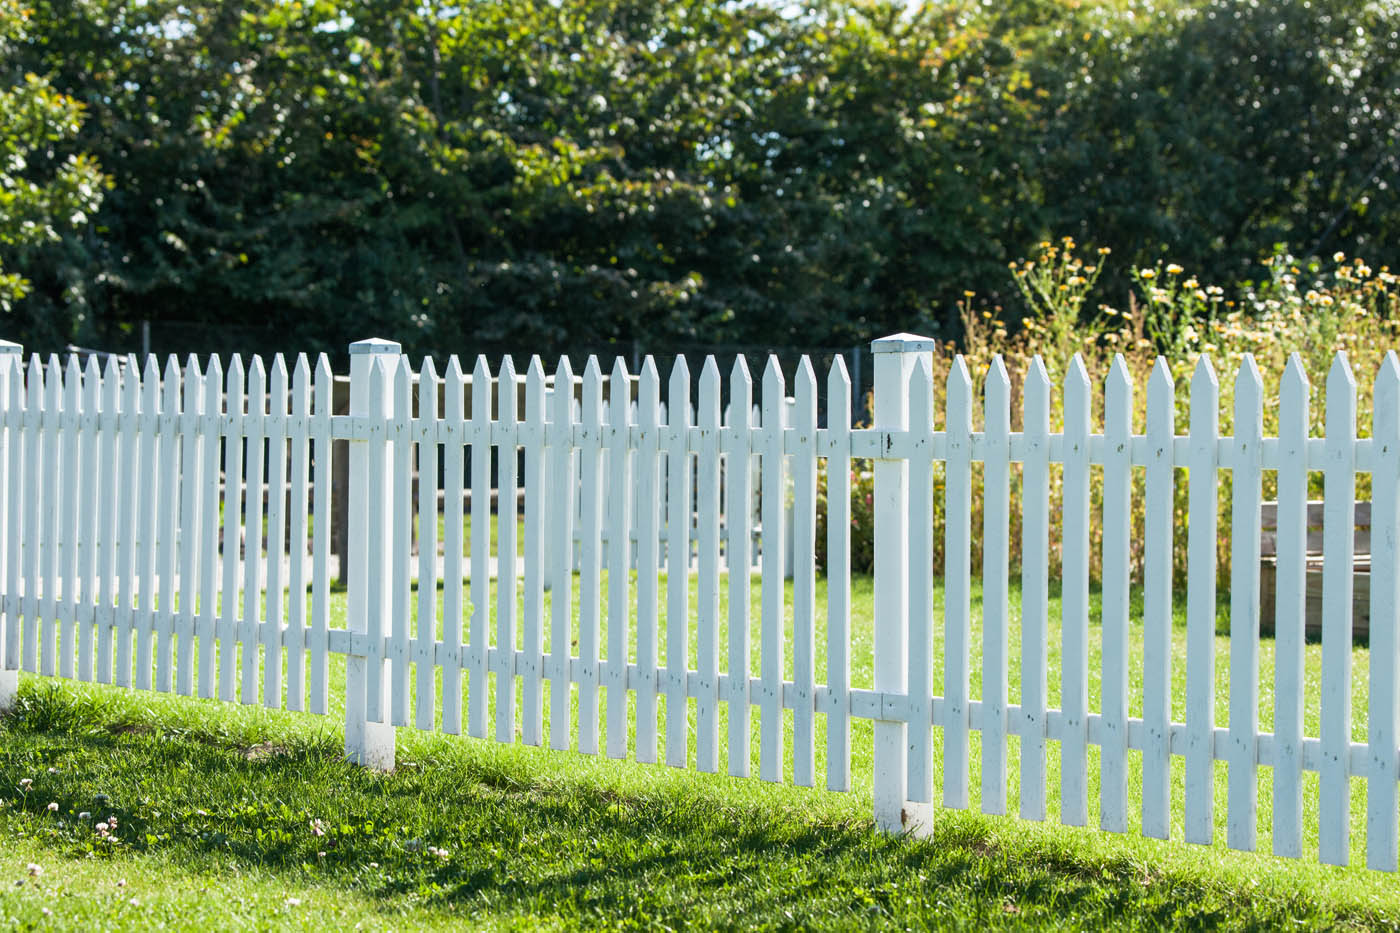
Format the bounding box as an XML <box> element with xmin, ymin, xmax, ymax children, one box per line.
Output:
<box><xmin>345</xmin><ymin>717</ymin><xmax>396</xmax><ymax>771</ymax></box>
<box><xmin>0</xmin><ymin>670</ymin><xmax>16</xmax><ymax>713</ymax></box>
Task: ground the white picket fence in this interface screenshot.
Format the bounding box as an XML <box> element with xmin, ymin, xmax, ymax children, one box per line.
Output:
<box><xmin>0</xmin><ymin>333</ymin><xmax>1398</xmax><ymax>872</ymax></box>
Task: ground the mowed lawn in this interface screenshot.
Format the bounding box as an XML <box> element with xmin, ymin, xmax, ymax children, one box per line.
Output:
<box><xmin>0</xmin><ymin>570</ymin><xmax>1397</xmax><ymax>930</ymax></box>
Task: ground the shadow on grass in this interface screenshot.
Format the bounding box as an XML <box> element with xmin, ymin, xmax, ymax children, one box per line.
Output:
<box><xmin>0</xmin><ymin>684</ymin><xmax>1377</xmax><ymax>930</ymax></box>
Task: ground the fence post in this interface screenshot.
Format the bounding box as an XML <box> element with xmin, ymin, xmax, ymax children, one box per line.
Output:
<box><xmin>0</xmin><ymin>340</ymin><xmax>20</xmax><ymax>711</ymax></box>
<box><xmin>345</xmin><ymin>337</ymin><xmax>400</xmax><ymax>769</ymax></box>
<box><xmin>871</xmin><ymin>332</ymin><xmax>937</xmax><ymax>834</ymax></box>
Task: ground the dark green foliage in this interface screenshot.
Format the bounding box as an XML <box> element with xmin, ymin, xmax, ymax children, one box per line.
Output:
<box><xmin>2</xmin><ymin>0</ymin><xmax>1397</xmax><ymax>359</ymax></box>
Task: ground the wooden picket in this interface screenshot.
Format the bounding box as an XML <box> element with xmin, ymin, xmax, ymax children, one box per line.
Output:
<box><xmin>5</xmin><ymin>337</ymin><xmax>1400</xmax><ymax>873</ymax></box>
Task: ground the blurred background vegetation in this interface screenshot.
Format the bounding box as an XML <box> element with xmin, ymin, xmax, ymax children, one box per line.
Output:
<box><xmin>0</xmin><ymin>0</ymin><xmax>1396</xmax><ymax>364</ymax></box>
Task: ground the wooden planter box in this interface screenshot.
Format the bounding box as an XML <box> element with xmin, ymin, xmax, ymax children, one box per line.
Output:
<box><xmin>1258</xmin><ymin>501</ymin><xmax>1372</xmax><ymax>641</ymax></box>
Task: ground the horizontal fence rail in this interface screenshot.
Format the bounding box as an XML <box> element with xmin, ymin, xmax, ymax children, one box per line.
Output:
<box><xmin>0</xmin><ymin>334</ymin><xmax>1397</xmax><ymax>872</ymax></box>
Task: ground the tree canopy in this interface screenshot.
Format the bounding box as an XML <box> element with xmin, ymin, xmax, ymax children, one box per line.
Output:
<box><xmin>2</xmin><ymin>0</ymin><xmax>1396</xmax><ymax>360</ymax></box>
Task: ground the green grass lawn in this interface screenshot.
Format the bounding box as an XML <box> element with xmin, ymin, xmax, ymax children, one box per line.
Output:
<box><xmin>0</xmin><ymin>573</ymin><xmax>1397</xmax><ymax>930</ymax></box>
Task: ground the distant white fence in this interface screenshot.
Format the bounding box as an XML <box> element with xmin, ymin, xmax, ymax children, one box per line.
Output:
<box><xmin>0</xmin><ymin>334</ymin><xmax>1397</xmax><ymax>872</ymax></box>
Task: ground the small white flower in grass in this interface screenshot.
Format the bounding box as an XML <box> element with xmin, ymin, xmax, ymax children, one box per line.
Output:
<box><xmin>46</xmin><ymin>802</ymin><xmax>58</xmax><ymax>812</ymax></box>
<box><xmin>19</xmin><ymin>778</ymin><xmax>32</xmax><ymax>788</ymax></box>
<box><xmin>369</xmin><ymin>862</ymin><xmax>379</xmax><ymax>869</ymax></box>
<box><xmin>46</xmin><ymin>768</ymin><xmax>56</xmax><ymax>775</ymax></box>
<box><xmin>26</xmin><ymin>864</ymin><xmax>41</xmax><ymax>877</ymax></box>
<box><xmin>78</xmin><ymin>812</ymin><xmax>90</xmax><ymax>821</ymax></box>
<box><xmin>116</xmin><ymin>879</ymin><xmax>126</xmax><ymax>888</ymax></box>
<box><xmin>108</xmin><ymin>816</ymin><xmax>117</xmax><ymax>826</ymax></box>
<box><xmin>195</xmin><ymin>809</ymin><xmax>208</xmax><ymax>817</ymax></box>
<box><xmin>41</xmin><ymin>908</ymin><xmax>50</xmax><ymax>917</ymax></box>
<box><xmin>285</xmin><ymin>898</ymin><xmax>301</xmax><ymax>907</ymax></box>
<box><xmin>316</xmin><ymin>852</ymin><xmax>326</xmax><ymax>859</ymax></box>
<box><xmin>309</xmin><ymin>819</ymin><xmax>325</xmax><ymax>837</ymax></box>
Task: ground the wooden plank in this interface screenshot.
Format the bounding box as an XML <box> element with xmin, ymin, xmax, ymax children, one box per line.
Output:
<box><xmin>363</xmin><ymin>356</ymin><xmax>389</xmax><ymax>723</ymax></box>
<box><xmin>726</xmin><ymin>358</ymin><xmax>754</xmax><ymax>778</ymax></box>
<box><xmin>760</xmin><ymin>357</ymin><xmax>786</xmax><ymax>782</ymax></box>
<box><xmin>520</xmin><ymin>358</ymin><xmax>546</xmax><ymax>745</ymax></box>
<box><xmin>1227</xmin><ymin>356</ymin><xmax>1264</xmax><ymax>850</ymax></box>
<box><xmin>172</xmin><ymin>356</ymin><xmax>203</xmax><ymax>696</ymax></box>
<box><xmin>417</xmin><ymin>357</ymin><xmax>440</xmax><ymax>732</ymax></box>
<box><xmin>496</xmin><ymin>356</ymin><xmax>520</xmax><ymax>742</ymax></box>
<box><xmin>153</xmin><ymin>357</ymin><xmax>181</xmax><ymax>693</ymax></box>
<box><xmin>2</xmin><ymin>360</ymin><xmax>22</xmax><ymax>675</ymax></box>
<box><xmin>549</xmin><ymin>357</ymin><xmax>576</xmax><ymax>752</ymax></box>
<box><xmin>907</xmin><ymin>357</ymin><xmax>935</xmax><ymax>805</ymax></box>
<box><xmin>634</xmin><ymin>358</ymin><xmax>663</xmax><ymax>764</ymax></box>
<box><xmin>1320</xmin><ymin>353</ymin><xmax>1357</xmax><ymax>866</ymax></box>
<box><xmin>825</xmin><ymin>358</ymin><xmax>852</xmax><ymax>793</ymax></box>
<box><xmin>239</xmin><ymin>357</ymin><xmax>266</xmax><ymax>704</ymax></box>
<box><xmin>309</xmin><ymin>354</ymin><xmax>333</xmax><ymax>715</ymax></box>
<box><xmin>469</xmin><ymin>355</ymin><xmax>493</xmax><ymax>739</ymax></box>
<box><xmin>791</xmin><ymin>358</ymin><xmax>818</xmax><ymax>787</ymax></box>
<box><xmin>696</xmin><ymin>358</ymin><xmax>721</xmax><ymax>773</ymax></box>
<box><xmin>1142</xmin><ymin>358</ymin><xmax>1176</xmax><ymax>839</ymax></box>
<box><xmin>1060</xmin><ymin>356</ymin><xmax>1091</xmax><ymax>827</ymax></box>
<box><xmin>284</xmin><ymin>355</ymin><xmax>310</xmax><ymax>710</ymax></box>
<box><xmin>127</xmin><ymin>353</ymin><xmax>156</xmax><ymax>686</ymax></box>
<box><xmin>219</xmin><ymin>357</ymin><xmax>245</xmax><ymax>702</ymax></box>
<box><xmin>39</xmin><ymin>355</ymin><xmax>60</xmax><ymax>676</ymax></box>
<box><xmin>60</xmin><ymin>357</ymin><xmax>81</xmax><ymax>679</ymax></box>
<box><xmin>1368</xmin><ymin>352</ymin><xmax>1400</xmax><ymax>871</ymax></box>
<box><xmin>1185</xmin><ymin>356</ymin><xmax>1219</xmax><ymax>846</ymax></box>
<box><xmin>1020</xmin><ymin>357</ymin><xmax>1051</xmax><ymax>822</ymax></box>
<box><xmin>75</xmin><ymin>358</ymin><xmax>99</xmax><ymax>682</ymax></box>
<box><xmin>982</xmin><ymin>356</ymin><xmax>1012</xmax><ymax>816</ymax></box>
<box><xmin>1099</xmin><ymin>357</ymin><xmax>1132</xmax><ymax>832</ymax></box>
<box><xmin>578</xmin><ymin>358</ymin><xmax>606</xmax><ymax>755</ymax></box>
<box><xmin>390</xmin><ymin>358</ymin><xmax>413</xmax><ymax>726</ymax></box>
<box><xmin>261</xmin><ymin>356</ymin><xmax>288</xmax><ymax>707</ymax></box>
<box><xmin>21</xmin><ymin>357</ymin><xmax>42</xmax><ymax>675</ymax></box>
<box><xmin>198</xmin><ymin>356</ymin><xmax>224</xmax><ymax>701</ymax></box>
<box><xmin>665</xmin><ymin>359</ymin><xmax>691</xmax><ymax>767</ymax></box>
<box><xmin>604</xmin><ymin>358</ymin><xmax>632</xmax><ymax>757</ymax></box>
<box><xmin>442</xmin><ymin>356</ymin><xmax>467</xmax><ymax>734</ymax></box>
<box><xmin>1271</xmin><ymin>358</ymin><xmax>1310</xmax><ymax>852</ymax></box>
<box><xmin>94</xmin><ymin>358</ymin><xmax>122</xmax><ymax>684</ymax></box>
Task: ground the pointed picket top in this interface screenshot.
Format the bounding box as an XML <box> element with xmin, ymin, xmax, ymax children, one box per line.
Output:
<box><xmin>269</xmin><ymin>352</ymin><xmax>288</xmax><ymax>397</ymax></box>
<box><xmin>25</xmin><ymin>356</ymin><xmax>43</xmax><ymax>412</ymax></box>
<box><xmin>1022</xmin><ymin>354</ymin><xmax>1050</xmax><ymax>421</ymax></box>
<box><xmin>946</xmin><ymin>354</ymin><xmax>972</xmax><ymax>432</ymax></box>
<box><xmin>1191</xmin><ymin>353</ymin><xmax>1218</xmax><ymax>392</ymax></box>
<box><xmin>64</xmin><ymin>353</ymin><xmax>82</xmax><ymax>390</ymax></box>
<box><xmin>698</xmin><ymin>355</ymin><xmax>721</xmax><ymax>424</ymax></box>
<box><xmin>521</xmin><ymin>355</ymin><xmax>542</xmax><ymax>423</ymax></box>
<box><xmin>1324</xmin><ymin>351</ymin><xmax>1357</xmax><ymax>449</ymax></box>
<box><xmin>609</xmin><ymin>356</ymin><xmax>630</xmax><ymax>423</ymax></box>
<box><xmin>1148</xmin><ymin>356</ymin><xmax>1174</xmax><ymax>395</ymax></box>
<box><xmin>205</xmin><ymin>354</ymin><xmax>224</xmax><ymax>414</ymax></box>
<box><xmin>1234</xmin><ymin>353</ymin><xmax>1263</xmax><ymax>418</ymax></box>
<box><xmin>761</xmin><ymin>354</ymin><xmax>784</xmax><ymax>421</ymax></box>
<box><xmin>226</xmin><ymin>353</ymin><xmax>245</xmax><ymax>411</ymax></box>
<box><xmin>552</xmin><ymin>355</ymin><xmax>575</xmax><ymax>434</ymax></box>
<box><xmin>581</xmin><ymin>355</ymin><xmax>604</xmax><ymax>426</ymax></box>
<box><xmin>392</xmin><ymin>355</ymin><xmax>412</xmax><ymax>422</ymax></box>
<box><xmin>130</xmin><ymin>354</ymin><xmax>151</xmax><ymax>418</ymax></box>
<box><xmin>443</xmin><ymin>354</ymin><xmax>465</xmax><ymax>416</ymax></box>
<box><xmin>161</xmin><ymin>355</ymin><xmax>182</xmax><ymax>419</ymax></box>
<box><xmin>794</xmin><ymin>356</ymin><xmax>817</xmax><ymax>419</ymax></box>
<box><xmin>909</xmin><ymin>353</ymin><xmax>935</xmax><ymax>430</ymax></box>
<box><xmin>728</xmin><ymin>356</ymin><xmax>752</xmax><ymax>429</ymax></box>
<box><xmin>83</xmin><ymin>354</ymin><xmax>101</xmax><ymax>397</ymax></box>
<box><xmin>246</xmin><ymin>353</ymin><xmax>266</xmax><ymax>396</ymax></box>
<box><xmin>638</xmin><ymin>356</ymin><xmax>661</xmax><ymax>427</ymax></box>
<box><xmin>473</xmin><ymin>355</ymin><xmax>494</xmax><ymax>427</ymax></box>
<box><xmin>292</xmin><ymin>352</ymin><xmax>310</xmax><ymax>392</ymax></box>
<box><xmin>182</xmin><ymin>353</ymin><xmax>203</xmax><ymax>413</ymax></box>
<box><xmin>1377</xmin><ymin>352</ymin><xmax>1400</xmax><ymax>428</ymax></box>
<box><xmin>1281</xmin><ymin>352</ymin><xmax>1309</xmax><ymax>406</ymax></box>
<box><xmin>44</xmin><ymin>354</ymin><xmax>62</xmax><ymax>417</ymax></box>
<box><xmin>1105</xmin><ymin>354</ymin><xmax>1132</xmax><ymax>432</ymax></box>
<box><xmin>985</xmin><ymin>355</ymin><xmax>1011</xmax><ymax>427</ymax></box>
<box><xmin>729</xmin><ymin>355</ymin><xmax>751</xmax><ymax>401</ymax></box>
<box><xmin>1063</xmin><ymin>352</ymin><xmax>1091</xmax><ymax>407</ymax></box>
